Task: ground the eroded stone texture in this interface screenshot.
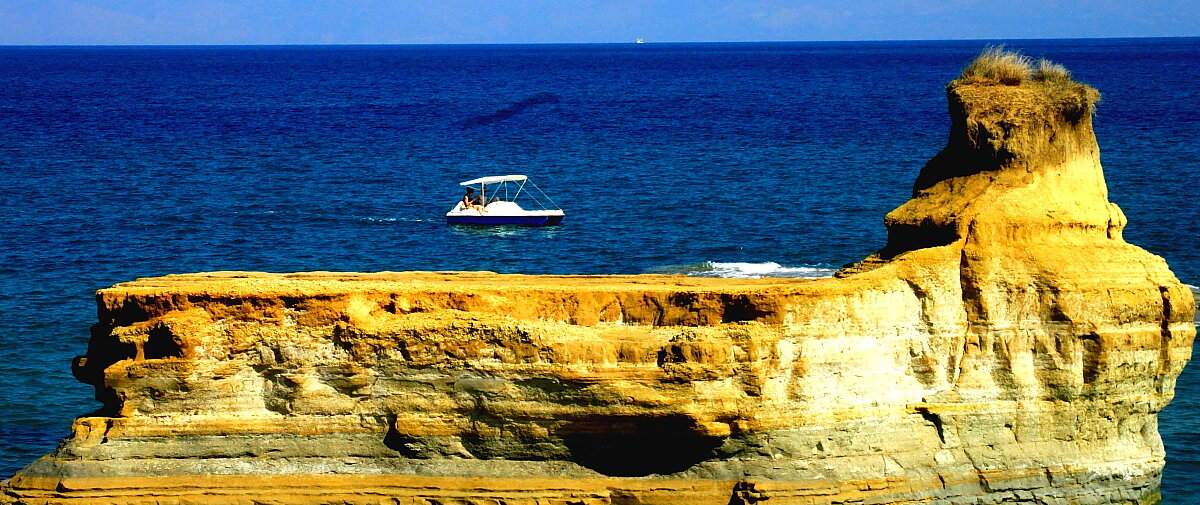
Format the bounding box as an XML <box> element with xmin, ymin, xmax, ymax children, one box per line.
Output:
<box><xmin>3</xmin><ymin>79</ymin><xmax>1194</xmax><ymax>505</ymax></box>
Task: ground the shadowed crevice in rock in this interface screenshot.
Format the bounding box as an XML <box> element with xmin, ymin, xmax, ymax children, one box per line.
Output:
<box><xmin>1080</xmin><ymin>333</ymin><xmax>1102</xmax><ymax>385</ymax></box>
<box><xmin>880</xmin><ymin>222</ymin><xmax>960</xmax><ymax>260</ymax></box>
<box><xmin>144</xmin><ymin>326</ymin><xmax>183</xmax><ymax>360</ymax></box>
<box><xmin>562</xmin><ymin>415</ymin><xmax>726</xmax><ymax>477</ymax></box>
<box><xmin>910</xmin><ymin>145</ymin><xmax>998</xmax><ymax>195</ymax></box>
<box><xmin>382</xmin><ymin>422</ymin><xmax>420</xmax><ymax>456</ymax></box>
<box><xmin>915</xmin><ymin>407</ymin><xmax>946</xmax><ymax>444</ymax></box>
<box><xmin>72</xmin><ymin>323</ymin><xmax>137</xmax><ymax>417</ymax></box>
<box><xmin>727</xmin><ymin>481</ymin><xmax>770</xmax><ymax>505</ymax></box>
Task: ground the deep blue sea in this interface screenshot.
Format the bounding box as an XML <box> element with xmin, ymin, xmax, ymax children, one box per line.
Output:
<box><xmin>1</xmin><ymin>39</ymin><xmax>1197</xmax><ymax>502</ymax></box>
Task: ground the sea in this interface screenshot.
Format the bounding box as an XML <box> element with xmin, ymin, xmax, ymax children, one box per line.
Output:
<box><xmin>1</xmin><ymin>39</ymin><xmax>1197</xmax><ymax>502</ymax></box>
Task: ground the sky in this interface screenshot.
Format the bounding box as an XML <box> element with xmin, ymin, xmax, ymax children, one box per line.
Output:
<box><xmin>0</xmin><ymin>0</ymin><xmax>1197</xmax><ymax>45</ymax></box>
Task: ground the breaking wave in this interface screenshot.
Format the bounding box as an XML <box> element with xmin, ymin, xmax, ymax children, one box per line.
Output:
<box><xmin>647</xmin><ymin>261</ymin><xmax>837</xmax><ymax>279</ymax></box>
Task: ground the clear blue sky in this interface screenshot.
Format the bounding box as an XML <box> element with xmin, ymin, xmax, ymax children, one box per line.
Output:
<box><xmin>2</xmin><ymin>0</ymin><xmax>1197</xmax><ymax>45</ymax></box>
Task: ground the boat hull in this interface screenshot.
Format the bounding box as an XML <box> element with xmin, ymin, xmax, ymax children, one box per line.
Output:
<box><xmin>446</xmin><ymin>214</ymin><xmax>564</xmax><ymax>226</ymax></box>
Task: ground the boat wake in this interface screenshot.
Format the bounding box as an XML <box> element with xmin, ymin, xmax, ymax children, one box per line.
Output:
<box><xmin>648</xmin><ymin>261</ymin><xmax>837</xmax><ymax>279</ymax></box>
<box><xmin>356</xmin><ymin>216</ymin><xmax>437</xmax><ymax>224</ymax></box>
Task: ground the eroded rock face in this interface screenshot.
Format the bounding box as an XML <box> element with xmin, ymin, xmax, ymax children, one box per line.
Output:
<box><xmin>3</xmin><ymin>80</ymin><xmax>1194</xmax><ymax>505</ymax></box>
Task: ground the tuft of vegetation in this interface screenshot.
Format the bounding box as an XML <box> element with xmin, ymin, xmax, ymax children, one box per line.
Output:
<box><xmin>1032</xmin><ymin>58</ymin><xmax>1072</xmax><ymax>83</ymax></box>
<box><xmin>958</xmin><ymin>46</ymin><xmax>1079</xmax><ymax>87</ymax></box>
<box><xmin>959</xmin><ymin>45</ymin><xmax>1032</xmax><ymax>85</ymax></box>
<box><xmin>952</xmin><ymin>47</ymin><xmax>1097</xmax><ymax>122</ymax></box>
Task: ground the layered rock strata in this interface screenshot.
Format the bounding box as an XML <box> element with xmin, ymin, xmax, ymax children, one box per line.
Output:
<box><xmin>3</xmin><ymin>79</ymin><xmax>1195</xmax><ymax>505</ymax></box>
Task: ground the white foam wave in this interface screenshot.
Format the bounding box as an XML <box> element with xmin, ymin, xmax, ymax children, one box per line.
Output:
<box><xmin>650</xmin><ymin>261</ymin><xmax>837</xmax><ymax>279</ymax></box>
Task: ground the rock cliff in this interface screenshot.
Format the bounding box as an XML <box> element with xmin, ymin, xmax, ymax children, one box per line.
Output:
<box><xmin>3</xmin><ymin>62</ymin><xmax>1195</xmax><ymax>505</ymax></box>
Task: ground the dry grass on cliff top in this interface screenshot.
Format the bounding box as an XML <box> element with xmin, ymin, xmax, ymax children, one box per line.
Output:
<box><xmin>958</xmin><ymin>46</ymin><xmax>1074</xmax><ymax>86</ymax></box>
<box><xmin>954</xmin><ymin>46</ymin><xmax>1098</xmax><ymax>119</ymax></box>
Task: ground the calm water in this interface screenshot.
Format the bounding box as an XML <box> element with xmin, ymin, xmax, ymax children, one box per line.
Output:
<box><xmin>1</xmin><ymin>39</ymin><xmax>1197</xmax><ymax>501</ymax></box>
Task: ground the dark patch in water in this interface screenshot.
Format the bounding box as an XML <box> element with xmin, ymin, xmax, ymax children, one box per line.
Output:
<box><xmin>463</xmin><ymin>92</ymin><xmax>560</xmax><ymax>127</ymax></box>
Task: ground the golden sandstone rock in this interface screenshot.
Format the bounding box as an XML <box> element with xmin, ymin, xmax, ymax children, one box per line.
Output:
<box><xmin>3</xmin><ymin>57</ymin><xmax>1194</xmax><ymax>505</ymax></box>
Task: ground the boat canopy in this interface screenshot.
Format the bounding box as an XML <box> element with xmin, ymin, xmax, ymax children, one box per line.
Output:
<box><xmin>459</xmin><ymin>175</ymin><xmax>527</xmax><ymax>186</ymax></box>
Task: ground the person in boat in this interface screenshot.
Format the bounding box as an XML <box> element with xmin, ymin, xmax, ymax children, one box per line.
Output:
<box><xmin>462</xmin><ymin>187</ymin><xmax>484</xmax><ymax>211</ymax></box>
<box><xmin>462</xmin><ymin>188</ymin><xmax>474</xmax><ymax>209</ymax></box>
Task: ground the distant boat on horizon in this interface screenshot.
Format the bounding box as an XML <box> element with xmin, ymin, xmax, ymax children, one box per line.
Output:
<box><xmin>635</xmin><ymin>38</ymin><xmax>645</xmax><ymax>44</ymax></box>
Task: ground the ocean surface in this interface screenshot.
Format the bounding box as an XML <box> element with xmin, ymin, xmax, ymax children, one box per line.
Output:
<box><xmin>1</xmin><ymin>39</ymin><xmax>1197</xmax><ymax>501</ymax></box>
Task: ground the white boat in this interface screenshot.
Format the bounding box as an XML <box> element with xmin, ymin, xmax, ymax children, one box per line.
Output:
<box><xmin>636</xmin><ymin>38</ymin><xmax>645</xmax><ymax>44</ymax></box>
<box><xmin>445</xmin><ymin>175</ymin><xmax>565</xmax><ymax>226</ymax></box>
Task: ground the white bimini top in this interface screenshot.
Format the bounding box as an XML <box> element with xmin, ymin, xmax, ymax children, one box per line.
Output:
<box><xmin>459</xmin><ymin>175</ymin><xmax>527</xmax><ymax>186</ymax></box>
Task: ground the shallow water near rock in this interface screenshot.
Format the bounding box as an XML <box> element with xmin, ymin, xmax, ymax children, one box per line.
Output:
<box><xmin>1</xmin><ymin>39</ymin><xmax>1197</xmax><ymax>502</ymax></box>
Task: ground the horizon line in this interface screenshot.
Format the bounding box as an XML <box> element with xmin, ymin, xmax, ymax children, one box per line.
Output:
<box><xmin>1</xmin><ymin>35</ymin><xmax>1197</xmax><ymax>48</ymax></box>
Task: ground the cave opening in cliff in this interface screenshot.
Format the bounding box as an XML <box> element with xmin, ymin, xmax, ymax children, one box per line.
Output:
<box><xmin>561</xmin><ymin>415</ymin><xmax>725</xmax><ymax>477</ymax></box>
<box><xmin>145</xmin><ymin>325</ymin><xmax>184</xmax><ymax>359</ymax></box>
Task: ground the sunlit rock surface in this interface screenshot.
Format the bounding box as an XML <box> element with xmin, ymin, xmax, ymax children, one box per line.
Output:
<box><xmin>3</xmin><ymin>78</ymin><xmax>1194</xmax><ymax>505</ymax></box>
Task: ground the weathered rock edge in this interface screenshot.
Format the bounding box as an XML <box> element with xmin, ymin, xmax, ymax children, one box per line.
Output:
<box><xmin>3</xmin><ymin>81</ymin><xmax>1194</xmax><ymax>505</ymax></box>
